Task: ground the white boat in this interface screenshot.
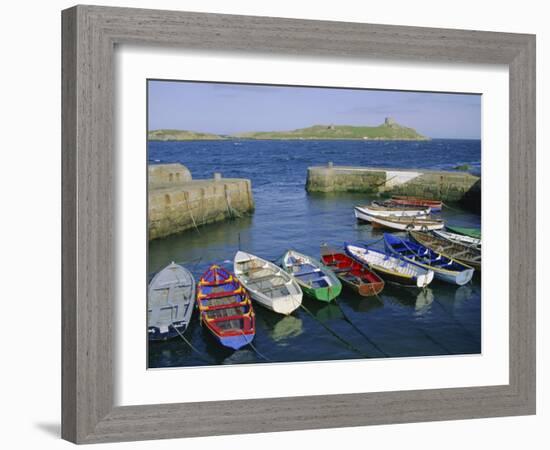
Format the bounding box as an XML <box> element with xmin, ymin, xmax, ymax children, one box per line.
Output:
<box><xmin>354</xmin><ymin>204</ymin><xmax>430</xmax><ymax>222</ymax></box>
<box><xmin>367</xmin><ymin>214</ymin><xmax>444</xmax><ymax>231</ymax></box>
<box><xmin>433</xmin><ymin>229</ymin><xmax>482</xmax><ymax>249</ymax></box>
<box><xmin>234</xmin><ymin>251</ymin><xmax>302</xmax><ymax>315</ymax></box>
<box><xmin>345</xmin><ymin>243</ymin><xmax>434</xmax><ymax>288</ymax></box>
<box><xmin>147</xmin><ymin>262</ymin><xmax>196</xmax><ymax>341</ymax></box>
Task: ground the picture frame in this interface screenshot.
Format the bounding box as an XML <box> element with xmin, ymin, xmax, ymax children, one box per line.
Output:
<box><xmin>61</xmin><ymin>4</ymin><xmax>536</xmax><ymax>444</ymax></box>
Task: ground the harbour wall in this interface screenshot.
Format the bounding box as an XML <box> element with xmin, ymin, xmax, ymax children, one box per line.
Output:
<box><xmin>306</xmin><ymin>163</ymin><xmax>481</xmax><ymax>210</ymax></box>
<box><xmin>149</xmin><ymin>164</ymin><xmax>255</xmax><ymax>240</ymax></box>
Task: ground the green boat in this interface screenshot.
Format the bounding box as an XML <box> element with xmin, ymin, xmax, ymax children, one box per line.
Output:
<box><xmin>280</xmin><ymin>250</ymin><xmax>342</xmax><ymax>302</ymax></box>
<box><xmin>446</xmin><ymin>225</ymin><xmax>481</xmax><ymax>239</ymax></box>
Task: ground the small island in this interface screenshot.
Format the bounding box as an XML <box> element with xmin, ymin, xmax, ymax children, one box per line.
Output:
<box><xmin>148</xmin><ymin>129</ymin><xmax>225</xmax><ymax>141</ymax></box>
<box><xmin>148</xmin><ymin>118</ymin><xmax>429</xmax><ymax>141</ymax></box>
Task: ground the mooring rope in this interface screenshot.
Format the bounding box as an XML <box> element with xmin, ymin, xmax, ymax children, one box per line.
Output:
<box><xmin>373</xmin><ymin>175</ymin><xmax>398</xmax><ymax>189</ymax></box>
<box><xmin>431</xmin><ymin>298</ymin><xmax>481</xmax><ymax>347</ymax></box>
<box><xmin>171</xmin><ymin>322</ymin><xmax>216</xmax><ymax>364</ymax></box>
<box><xmin>334</xmin><ymin>299</ymin><xmax>389</xmax><ymax>357</ymax></box>
<box><xmin>224</xmin><ymin>186</ymin><xmax>243</xmax><ymax>220</ymax></box>
<box><xmin>441</xmin><ymin>201</ymin><xmax>462</xmax><ymax>213</ymax></box>
<box><xmin>239</xmin><ymin>330</ymin><xmax>273</xmax><ymax>362</ymax></box>
<box><xmin>417</xmin><ymin>327</ymin><xmax>453</xmax><ymax>354</ymax></box>
<box><xmin>359</xmin><ymin>237</ymin><xmax>384</xmax><ymax>247</ymax></box>
<box><xmin>369</xmin><ymin>282</ymin><xmax>454</xmax><ymax>355</ymax></box>
<box><xmin>299</xmin><ymin>303</ymin><xmax>371</xmax><ymax>359</ymax></box>
<box><xmin>184</xmin><ymin>195</ymin><xmax>201</xmax><ymax>235</ymax></box>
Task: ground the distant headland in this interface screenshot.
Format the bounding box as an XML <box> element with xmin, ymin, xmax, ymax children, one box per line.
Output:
<box><xmin>148</xmin><ymin>117</ymin><xmax>430</xmax><ymax>141</ymax></box>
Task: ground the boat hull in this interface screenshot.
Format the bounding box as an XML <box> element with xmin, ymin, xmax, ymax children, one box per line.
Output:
<box><xmin>383</xmin><ymin>234</ymin><xmax>474</xmax><ymax>286</ymax></box>
<box><xmin>434</xmin><ymin>229</ymin><xmax>481</xmax><ymax>248</ymax></box>
<box><xmin>354</xmin><ymin>205</ymin><xmax>429</xmax><ymax>222</ymax></box>
<box><xmin>345</xmin><ymin>244</ymin><xmax>434</xmax><ymax>288</ymax></box>
<box><xmin>409</xmin><ymin>231</ymin><xmax>482</xmax><ymax>271</ymax></box>
<box><xmin>320</xmin><ymin>246</ymin><xmax>385</xmax><ymax>296</ymax></box>
<box><xmin>445</xmin><ymin>225</ymin><xmax>481</xmax><ymax>239</ymax></box>
<box><xmin>390</xmin><ymin>196</ymin><xmax>443</xmax><ymax>212</ymax></box>
<box><xmin>148</xmin><ymin>322</ymin><xmax>189</xmax><ymax>342</ymax></box>
<box><xmin>148</xmin><ymin>262</ymin><xmax>196</xmax><ymax>342</ymax></box>
<box><xmin>217</xmin><ymin>332</ymin><xmax>255</xmax><ymax>350</ymax></box>
<box><xmin>368</xmin><ymin>214</ymin><xmax>444</xmax><ymax>231</ymax></box>
<box><xmin>197</xmin><ymin>265</ymin><xmax>256</xmax><ymax>350</ymax></box>
<box><xmin>281</xmin><ymin>250</ymin><xmax>342</xmax><ymax>302</ymax></box>
<box><xmin>234</xmin><ymin>251</ymin><xmax>303</xmax><ymax>315</ymax></box>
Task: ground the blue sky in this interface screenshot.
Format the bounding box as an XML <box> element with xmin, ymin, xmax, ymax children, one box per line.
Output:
<box><xmin>148</xmin><ymin>80</ymin><xmax>481</xmax><ymax>139</ymax></box>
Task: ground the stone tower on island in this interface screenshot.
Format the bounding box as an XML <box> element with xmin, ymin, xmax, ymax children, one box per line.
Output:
<box><xmin>384</xmin><ymin>117</ymin><xmax>396</xmax><ymax>126</ymax></box>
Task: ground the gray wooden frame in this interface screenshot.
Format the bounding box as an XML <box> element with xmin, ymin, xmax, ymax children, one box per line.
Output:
<box><xmin>62</xmin><ymin>4</ymin><xmax>536</xmax><ymax>444</ymax></box>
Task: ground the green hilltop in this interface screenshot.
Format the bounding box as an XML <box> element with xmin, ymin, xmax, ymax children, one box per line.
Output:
<box><xmin>234</xmin><ymin>118</ymin><xmax>428</xmax><ymax>140</ymax></box>
<box><xmin>148</xmin><ymin>118</ymin><xmax>429</xmax><ymax>141</ymax></box>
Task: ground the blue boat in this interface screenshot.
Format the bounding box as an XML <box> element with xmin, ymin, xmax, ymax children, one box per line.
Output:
<box><xmin>383</xmin><ymin>233</ymin><xmax>475</xmax><ymax>286</ymax></box>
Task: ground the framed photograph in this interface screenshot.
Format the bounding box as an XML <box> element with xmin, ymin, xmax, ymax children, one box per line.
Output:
<box><xmin>62</xmin><ymin>5</ymin><xmax>536</xmax><ymax>444</ymax></box>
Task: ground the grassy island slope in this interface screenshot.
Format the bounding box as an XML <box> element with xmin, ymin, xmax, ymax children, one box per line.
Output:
<box><xmin>235</xmin><ymin>118</ymin><xmax>429</xmax><ymax>141</ymax></box>
<box><xmin>148</xmin><ymin>118</ymin><xmax>429</xmax><ymax>141</ymax></box>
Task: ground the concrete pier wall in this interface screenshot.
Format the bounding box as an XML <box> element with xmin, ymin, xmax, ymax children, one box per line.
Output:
<box><xmin>306</xmin><ymin>164</ymin><xmax>480</xmax><ymax>210</ymax></box>
<box><xmin>149</xmin><ymin>164</ymin><xmax>254</xmax><ymax>240</ymax></box>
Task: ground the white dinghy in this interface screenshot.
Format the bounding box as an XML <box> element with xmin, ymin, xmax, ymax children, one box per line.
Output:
<box><xmin>367</xmin><ymin>214</ymin><xmax>444</xmax><ymax>231</ymax></box>
<box><xmin>147</xmin><ymin>262</ymin><xmax>196</xmax><ymax>341</ymax></box>
<box><xmin>354</xmin><ymin>204</ymin><xmax>430</xmax><ymax>222</ymax></box>
<box><xmin>433</xmin><ymin>229</ymin><xmax>482</xmax><ymax>249</ymax></box>
<box><xmin>345</xmin><ymin>243</ymin><xmax>434</xmax><ymax>288</ymax></box>
<box><xmin>234</xmin><ymin>251</ymin><xmax>302</xmax><ymax>315</ymax></box>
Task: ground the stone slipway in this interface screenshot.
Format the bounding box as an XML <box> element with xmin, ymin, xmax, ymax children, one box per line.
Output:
<box><xmin>306</xmin><ymin>163</ymin><xmax>480</xmax><ymax>210</ymax></box>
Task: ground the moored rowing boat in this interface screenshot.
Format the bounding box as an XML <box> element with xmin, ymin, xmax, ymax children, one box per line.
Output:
<box><xmin>367</xmin><ymin>214</ymin><xmax>445</xmax><ymax>231</ymax></box>
<box><xmin>197</xmin><ymin>264</ymin><xmax>255</xmax><ymax>350</ymax></box>
<box><xmin>320</xmin><ymin>245</ymin><xmax>384</xmax><ymax>296</ymax></box>
<box><xmin>390</xmin><ymin>195</ymin><xmax>443</xmax><ymax>212</ymax></box>
<box><xmin>409</xmin><ymin>231</ymin><xmax>481</xmax><ymax>270</ymax></box>
<box><xmin>234</xmin><ymin>251</ymin><xmax>302</xmax><ymax>315</ymax></box>
<box><xmin>445</xmin><ymin>225</ymin><xmax>481</xmax><ymax>239</ymax></box>
<box><xmin>344</xmin><ymin>243</ymin><xmax>434</xmax><ymax>288</ymax></box>
<box><xmin>383</xmin><ymin>233</ymin><xmax>474</xmax><ymax>285</ymax></box>
<box><xmin>354</xmin><ymin>203</ymin><xmax>430</xmax><ymax>222</ymax></box>
<box><xmin>281</xmin><ymin>250</ymin><xmax>342</xmax><ymax>302</ymax></box>
<box><xmin>148</xmin><ymin>262</ymin><xmax>196</xmax><ymax>341</ymax></box>
<box><xmin>433</xmin><ymin>229</ymin><xmax>481</xmax><ymax>249</ymax></box>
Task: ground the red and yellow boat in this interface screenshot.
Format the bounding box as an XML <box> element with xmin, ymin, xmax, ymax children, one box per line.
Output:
<box><xmin>390</xmin><ymin>195</ymin><xmax>443</xmax><ymax>212</ymax></box>
<box><xmin>197</xmin><ymin>265</ymin><xmax>255</xmax><ymax>350</ymax></box>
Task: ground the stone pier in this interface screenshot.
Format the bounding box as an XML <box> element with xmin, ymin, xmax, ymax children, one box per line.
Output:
<box><xmin>306</xmin><ymin>164</ymin><xmax>480</xmax><ymax>210</ymax></box>
<box><xmin>148</xmin><ymin>163</ymin><xmax>255</xmax><ymax>240</ymax></box>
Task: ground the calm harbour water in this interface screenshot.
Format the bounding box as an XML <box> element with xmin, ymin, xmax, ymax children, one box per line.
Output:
<box><xmin>147</xmin><ymin>139</ymin><xmax>481</xmax><ymax>367</ymax></box>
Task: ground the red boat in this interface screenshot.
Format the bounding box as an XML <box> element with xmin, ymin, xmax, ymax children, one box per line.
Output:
<box><xmin>197</xmin><ymin>265</ymin><xmax>255</xmax><ymax>350</ymax></box>
<box><xmin>390</xmin><ymin>195</ymin><xmax>443</xmax><ymax>211</ymax></box>
<box><xmin>320</xmin><ymin>245</ymin><xmax>384</xmax><ymax>296</ymax></box>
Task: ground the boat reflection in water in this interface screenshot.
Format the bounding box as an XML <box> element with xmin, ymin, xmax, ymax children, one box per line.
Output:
<box><xmin>304</xmin><ymin>300</ymin><xmax>343</xmax><ymax>323</ymax></box>
<box><xmin>347</xmin><ymin>296</ymin><xmax>384</xmax><ymax>314</ymax></box>
<box><xmin>454</xmin><ymin>284</ymin><xmax>476</xmax><ymax>306</ymax></box>
<box><xmin>414</xmin><ymin>288</ymin><xmax>434</xmax><ymax>313</ymax></box>
<box><xmin>222</xmin><ymin>350</ymin><xmax>258</xmax><ymax>365</ymax></box>
<box><xmin>382</xmin><ymin>285</ymin><xmax>434</xmax><ymax>314</ymax></box>
<box><xmin>269</xmin><ymin>315</ymin><xmax>304</xmax><ymax>343</ymax></box>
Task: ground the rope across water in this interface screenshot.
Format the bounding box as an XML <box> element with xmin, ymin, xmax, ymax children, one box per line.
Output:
<box><xmin>298</xmin><ymin>303</ymin><xmax>371</xmax><ymax>359</ymax></box>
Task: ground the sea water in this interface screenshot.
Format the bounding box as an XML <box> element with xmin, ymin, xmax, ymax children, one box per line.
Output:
<box><xmin>147</xmin><ymin>139</ymin><xmax>481</xmax><ymax>367</ymax></box>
